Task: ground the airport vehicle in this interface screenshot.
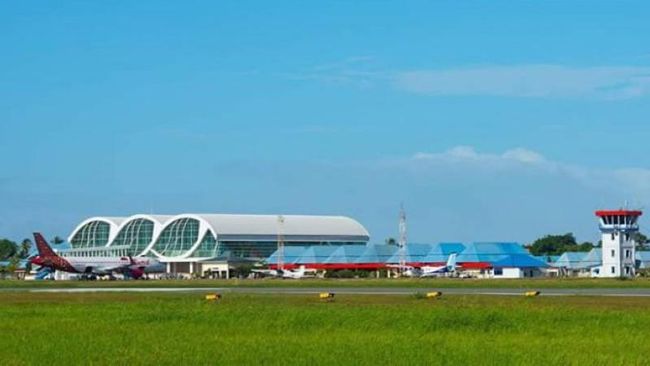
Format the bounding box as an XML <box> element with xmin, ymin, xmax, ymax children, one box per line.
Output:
<box><xmin>30</xmin><ymin>233</ymin><xmax>165</xmax><ymax>279</ymax></box>
<box><xmin>252</xmin><ymin>267</ymin><xmax>317</xmax><ymax>279</ymax></box>
<box><xmin>389</xmin><ymin>253</ymin><xmax>458</xmax><ymax>277</ymax></box>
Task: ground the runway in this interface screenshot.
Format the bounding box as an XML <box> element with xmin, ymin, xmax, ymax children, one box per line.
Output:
<box><xmin>20</xmin><ymin>287</ymin><xmax>650</xmax><ymax>297</ymax></box>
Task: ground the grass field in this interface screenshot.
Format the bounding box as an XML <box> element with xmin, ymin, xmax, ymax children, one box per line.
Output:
<box><xmin>3</xmin><ymin>277</ymin><xmax>650</xmax><ymax>289</ymax></box>
<box><xmin>1</xmin><ymin>292</ymin><xmax>649</xmax><ymax>365</ymax></box>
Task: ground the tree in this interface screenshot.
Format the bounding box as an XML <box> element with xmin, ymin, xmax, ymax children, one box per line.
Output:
<box><xmin>52</xmin><ymin>236</ymin><xmax>65</xmax><ymax>245</ymax></box>
<box><xmin>6</xmin><ymin>256</ymin><xmax>20</xmax><ymax>273</ymax></box>
<box><xmin>385</xmin><ymin>237</ymin><xmax>397</xmax><ymax>246</ymax></box>
<box><xmin>528</xmin><ymin>233</ymin><xmax>594</xmax><ymax>256</ymax></box>
<box><xmin>634</xmin><ymin>232</ymin><xmax>649</xmax><ymax>250</ymax></box>
<box><xmin>0</xmin><ymin>239</ymin><xmax>18</xmax><ymax>260</ymax></box>
<box><xmin>19</xmin><ymin>238</ymin><xmax>32</xmax><ymax>258</ymax></box>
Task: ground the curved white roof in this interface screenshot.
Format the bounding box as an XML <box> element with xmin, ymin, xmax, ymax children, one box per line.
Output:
<box><xmin>67</xmin><ymin>216</ymin><xmax>128</xmax><ymax>246</ymax></box>
<box><xmin>120</xmin><ymin>214</ymin><xmax>173</xmax><ymax>226</ymax></box>
<box><xmin>70</xmin><ymin>213</ymin><xmax>371</xmax><ymax>258</ymax></box>
<box><xmin>107</xmin><ymin>214</ymin><xmax>175</xmax><ymax>252</ymax></box>
<box><xmin>195</xmin><ymin>214</ymin><xmax>370</xmax><ymax>241</ymax></box>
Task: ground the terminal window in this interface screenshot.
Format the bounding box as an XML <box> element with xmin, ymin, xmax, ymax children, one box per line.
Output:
<box><xmin>611</xmin><ymin>267</ymin><xmax>616</xmax><ymax>274</ymax></box>
<box><xmin>611</xmin><ymin>250</ymin><xmax>615</xmax><ymax>258</ymax></box>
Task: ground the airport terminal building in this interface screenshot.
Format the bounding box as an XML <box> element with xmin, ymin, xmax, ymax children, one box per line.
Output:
<box><xmin>65</xmin><ymin>213</ymin><xmax>371</xmax><ymax>277</ymax></box>
<box><xmin>61</xmin><ymin>213</ymin><xmax>550</xmax><ymax>279</ymax></box>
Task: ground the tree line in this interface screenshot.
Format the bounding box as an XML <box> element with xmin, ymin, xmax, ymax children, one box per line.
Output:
<box><xmin>0</xmin><ymin>236</ymin><xmax>65</xmax><ymax>275</ymax></box>
<box><xmin>384</xmin><ymin>232</ymin><xmax>650</xmax><ymax>257</ymax></box>
<box><xmin>526</xmin><ymin>232</ymin><xmax>650</xmax><ymax>256</ymax></box>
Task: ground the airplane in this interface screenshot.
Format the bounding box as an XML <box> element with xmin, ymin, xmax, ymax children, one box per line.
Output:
<box><xmin>29</xmin><ymin>233</ymin><xmax>165</xmax><ymax>280</ymax></box>
<box><xmin>389</xmin><ymin>253</ymin><xmax>458</xmax><ymax>278</ymax></box>
<box><xmin>252</xmin><ymin>266</ymin><xmax>317</xmax><ymax>279</ymax></box>
<box><xmin>419</xmin><ymin>253</ymin><xmax>458</xmax><ymax>277</ymax></box>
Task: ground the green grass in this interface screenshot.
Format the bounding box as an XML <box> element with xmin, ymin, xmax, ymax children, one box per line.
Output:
<box><xmin>1</xmin><ymin>292</ymin><xmax>649</xmax><ymax>365</ymax></box>
<box><xmin>3</xmin><ymin>277</ymin><xmax>650</xmax><ymax>289</ymax></box>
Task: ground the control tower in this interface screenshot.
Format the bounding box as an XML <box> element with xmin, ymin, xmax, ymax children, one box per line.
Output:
<box><xmin>595</xmin><ymin>209</ymin><xmax>643</xmax><ymax>278</ymax></box>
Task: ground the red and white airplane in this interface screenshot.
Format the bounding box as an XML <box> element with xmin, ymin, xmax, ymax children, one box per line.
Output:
<box><xmin>30</xmin><ymin>233</ymin><xmax>165</xmax><ymax>280</ymax></box>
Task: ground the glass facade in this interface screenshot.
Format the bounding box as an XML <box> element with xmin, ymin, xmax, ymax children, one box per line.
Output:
<box><xmin>190</xmin><ymin>231</ymin><xmax>219</xmax><ymax>258</ymax></box>
<box><xmin>152</xmin><ymin>218</ymin><xmax>200</xmax><ymax>257</ymax></box>
<box><xmin>215</xmin><ymin>241</ymin><xmax>358</xmax><ymax>261</ymax></box>
<box><xmin>70</xmin><ymin>221</ymin><xmax>111</xmax><ymax>248</ymax></box>
<box><xmin>174</xmin><ymin>231</ymin><xmax>362</xmax><ymax>260</ymax></box>
<box><xmin>61</xmin><ymin>247</ymin><xmax>130</xmax><ymax>258</ymax></box>
<box><xmin>111</xmin><ymin>219</ymin><xmax>154</xmax><ymax>255</ymax></box>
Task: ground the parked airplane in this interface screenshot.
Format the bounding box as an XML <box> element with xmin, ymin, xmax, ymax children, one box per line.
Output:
<box><xmin>30</xmin><ymin>233</ymin><xmax>165</xmax><ymax>280</ymax></box>
<box><xmin>389</xmin><ymin>253</ymin><xmax>459</xmax><ymax>278</ymax></box>
<box><xmin>252</xmin><ymin>267</ymin><xmax>317</xmax><ymax>279</ymax></box>
<box><xmin>419</xmin><ymin>253</ymin><xmax>458</xmax><ymax>277</ymax></box>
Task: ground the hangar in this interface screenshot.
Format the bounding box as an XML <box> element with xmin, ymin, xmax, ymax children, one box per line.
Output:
<box><xmin>266</xmin><ymin>242</ymin><xmax>548</xmax><ymax>279</ymax></box>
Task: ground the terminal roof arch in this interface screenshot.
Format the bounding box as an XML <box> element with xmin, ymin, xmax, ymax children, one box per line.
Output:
<box><xmin>67</xmin><ymin>216</ymin><xmax>127</xmax><ymax>248</ymax></box>
<box><xmin>144</xmin><ymin>213</ymin><xmax>370</xmax><ymax>260</ymax></box>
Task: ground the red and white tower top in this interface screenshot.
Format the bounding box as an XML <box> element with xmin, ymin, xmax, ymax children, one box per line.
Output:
<box><xmin>595</xmin><ymin>210</ymin><xmax>643</xmax><ymax>217</ymax></box>
<box><xmin>595</xmin><ymin>210</ymin><xmax>642</xmax><ymax>233</ymax></box>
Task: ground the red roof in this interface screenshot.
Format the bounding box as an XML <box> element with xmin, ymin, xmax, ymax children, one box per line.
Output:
<box><xmin>595</xmin><ymin>210</ymin><xmax>643</xmax><ymax>217</ymax></box>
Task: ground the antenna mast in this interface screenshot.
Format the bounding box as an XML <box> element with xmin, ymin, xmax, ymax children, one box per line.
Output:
<box><xmin>399</xmin><ymin>204</ymin><xmax>407</xmax><ymax>272</ymax></box>
<box><xmin>277</xmin><ymin>215</ymin><xmax>285</xmax><ymax>271</ymax></box>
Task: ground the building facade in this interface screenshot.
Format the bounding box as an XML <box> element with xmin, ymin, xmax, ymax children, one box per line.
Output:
<box><xmin>595</xmin><ymin>210</ymin><xmax>642</xmax><ymax>278</ymax></box>
<box><xmin>65</xmin><ymin>213</ymin><xmax>370</xmax><ymax>276</ymax></box>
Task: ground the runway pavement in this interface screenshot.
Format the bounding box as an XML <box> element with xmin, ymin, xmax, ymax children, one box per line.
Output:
<box><xmin>18</xmin><ymin>287</ymin><xmax>650</xmax><ymax>297</ymax></box>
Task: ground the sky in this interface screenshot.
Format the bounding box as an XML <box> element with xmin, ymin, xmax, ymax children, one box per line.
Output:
<box><xmin>1</xmin><ymin>1</ymin><xmax>650</xmax><ymax>245</ymax></box>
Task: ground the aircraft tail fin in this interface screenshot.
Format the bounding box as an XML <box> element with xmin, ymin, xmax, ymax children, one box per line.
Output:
<box><xmin>446</xmin><ymin>253</ymin><xmax>458</xmax><ymax>271</ymax></box>
<box><xmin>33</xmin><ymin>233</ymin><xmax>58</xmax><ymax>258</ymax></box>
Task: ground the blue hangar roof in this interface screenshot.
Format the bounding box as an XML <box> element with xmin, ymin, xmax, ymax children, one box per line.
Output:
<box><xmin>266</xmin><ymin>242</ymin><xmax>546</xmax><ymax>268</ymax></box>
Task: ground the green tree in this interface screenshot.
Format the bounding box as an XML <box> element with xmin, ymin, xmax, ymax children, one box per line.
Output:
<box><xmin>52</xmin><ymin>236</ymin><xmax>65</xmax><ymax>245</ymax></box>
<box><xmin>385</xmin><ymin>237</ymin><xmax>397</xmax><ymax>246</ymax></box>
<box><xmin>0</xmin><ymin>239</ymin><xmax>18</xmax><ymax>260</ymax></box>
<box><xmin>6</xmin><ymin>256</ymin><xmax>20</xmax><ymax>273</ymax></box>
<box><xmin>19</xmin><ymin>238</ymin><xmax>32</xmax><ymax>258</ymax></box>
<box><xmin>634</xmin><ymin>232</ymin><xmax>649</xmax><ymax>250</ymax></box>
<box><xmin>528</xmin><ymin>233</ymin><xmax>594</xmax><ymax>256</ymax></box>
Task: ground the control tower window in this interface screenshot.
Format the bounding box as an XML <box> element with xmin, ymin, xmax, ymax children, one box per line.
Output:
<box><xmin>625</xmin><ymin>249</ymin><xmax>631</xmax><ymax>259</ymax></box>
<box><xmin>611</xmin><ymin>249</ymin><xmax>615</xmax><ymax>258</ymax></box>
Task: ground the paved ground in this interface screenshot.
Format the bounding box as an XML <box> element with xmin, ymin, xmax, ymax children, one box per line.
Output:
<box><xmin>17</xmin><ymin>287</ymin><xmax>650</xmax><ymax>297</ymax></box>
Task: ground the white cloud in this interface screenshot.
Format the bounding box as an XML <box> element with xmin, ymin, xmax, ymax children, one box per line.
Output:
<box><xmin>407</xmin><ymin>145</ymin><xmax>650</xmax><ymax>204</ymax></box>
<box><xmin>501</xmin><ymin>148</ymin><xmax>546</xmax><ymax>164</ymax></box>
<box><xmin>394</xmin><ymin>65</ymin><xmax>650</xmax><ymax>99</ymax></box>
<box><xmin>291</xmin><ymin>59</ymin><xmax>650</xmax><ymax>99</ymax></box>
<box><xmin>412</xmin><ymin>146</ymin><xmax>547</xmax><ymax>165</ymax></box>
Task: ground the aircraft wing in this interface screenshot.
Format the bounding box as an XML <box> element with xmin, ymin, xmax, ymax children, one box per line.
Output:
<box><xmin>252</xmin><ymin>269</ymin><xmax>278</xmax><ymax>276</ymax></box>
<box><xmin>386</xmin><ymin>264</ymin><xmax>416</xmax><ymax>270</ymax></box>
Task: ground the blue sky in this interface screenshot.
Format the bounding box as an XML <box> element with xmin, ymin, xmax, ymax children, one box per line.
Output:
<box><xmin>2</xmin><ymin>1</ymin><xmax>650</xmax><ymax>244</ymax></box>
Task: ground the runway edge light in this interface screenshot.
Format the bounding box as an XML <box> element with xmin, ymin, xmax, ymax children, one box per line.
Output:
<box><xmin>205</xmin><ymin>293</ymin><xmax>222</xmax><ymax>302</ymax></box>
<box><xmin>524</xmin><ymin>291</ymin><xmax>541</xmax><ymax>297</ymax></box>
<box><xmin>426</xmin><ymin>292</ymin><xmax>443</xmax><ymax>299</ymax></box>
<box><xmin>319</xmin><ymin>292</ymin><xmax>335</xmax><ymax>302</ymax></box>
